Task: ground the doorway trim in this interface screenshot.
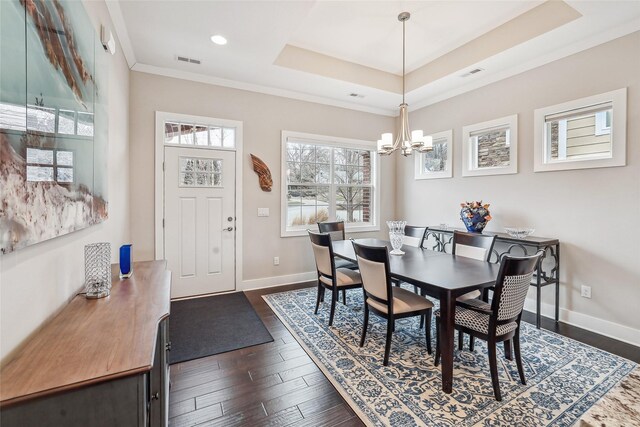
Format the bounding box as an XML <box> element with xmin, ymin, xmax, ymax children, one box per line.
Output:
<box><xmin>154</xmin><ymin>111</ymin><xmax>243</xmax><ymax>290</ymax></box>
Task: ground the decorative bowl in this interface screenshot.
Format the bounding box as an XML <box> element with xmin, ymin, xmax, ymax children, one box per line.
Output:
<box><xmin>504</xmin><ymin>227</ymin><xmax>535</xmax><ymax>239</ymax></box>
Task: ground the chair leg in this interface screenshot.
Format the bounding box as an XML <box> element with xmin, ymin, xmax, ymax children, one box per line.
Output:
<box><xmin>513</xmin><ymin>330</ymin><xmax>526</xmax><ymax>385</ymax></box>
<box><xmin>425</xmin><ymin>310</ymin><xmax>432</xmax><ymax>354</ymax></box>
<box><xmin>414</xmin><ymin>285</ymin><xmax>419</xmax><ymax>294</ymax></box>
<box><xmin>314</xmin><ymin>283</ymin><xmax>323</xmax><ymax>315</ymax></box>
<box><xmin>328</xmin><ymin>289</ymin><xmax>337</xmax><ymax>327</ymax></box>
<box><xmin>360</xmin><ymin>305</ymin><xmax>369</xmax><ymax>347</ymax></box>
<box><xmin>469</xmin><ymin>336</ymin><xmax>475</xmax><ymax>352</ymax></box>
<box><xmin>504</xmin><ymin>339</ymin><xmax>513</xmax><ymax>361</ymax></box>
<box><xmin>434</xmin><ymin>317</ymin><xmax>441</xmax><ymax>366</ymax></box>
<box><xmin>383</xmin><ymin>317</ymin><xmax>394</xmax><ymax>366</ymax></box>
<box><xmin>488</xmin><ymin>340</ymin><xmax>502</xmax><ymax>401</ymax></box>
<box><xmin>458</xmin><ymin>331</ymin><xmax>464</xmax><ymax>350</ymax></box>
<box><xmin>419</xmin><ymin>314</ymin><xmax>425</xmax><ymax>329</ymax></box>
<box><xmin>342</xmin><ymin>289</ymin><xmax>347</xmax><ymax>305</ymax></box>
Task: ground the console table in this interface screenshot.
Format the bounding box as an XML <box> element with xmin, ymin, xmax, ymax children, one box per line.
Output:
<box><xmin>0</xmin><ymin>261</ymin><xmax>171</xmax><ymax>427</ymax></box>
<box><xmin>425</xmin><ymin>226</ymin><xmax>560</xmax><ymax>328</ymax></box>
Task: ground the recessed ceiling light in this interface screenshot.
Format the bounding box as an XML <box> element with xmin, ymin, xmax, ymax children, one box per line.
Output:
<box><xmin>210</xmin><ymin>35</ymin><xmax>227</xmax><ymax>45</ymax></box>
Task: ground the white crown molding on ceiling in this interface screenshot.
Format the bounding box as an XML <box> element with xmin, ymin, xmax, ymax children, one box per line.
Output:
<box><xmin>106</xmin><ymin>0</ymin><xmax>640</xmax><ymax>117</ymax></box>
<box><xmin>409</xmin><ymin>18</ymin><xmax>640</xmax><ymax>112</ymax></box>
<box><xmin>131</xmin><ymin>63</ymin><xmax>397</xmax><ymax>117</ymax></box>
<box><xmin>105</xmin><ymin>0</ymin><xmax>137</xmax><ymax>68</ymax></box>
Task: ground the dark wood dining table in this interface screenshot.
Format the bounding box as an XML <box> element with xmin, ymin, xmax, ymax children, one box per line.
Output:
<box><xmin>332</xmin><ymin>238</ymin><xmax>500</xmax><ymax>394</ymax></box>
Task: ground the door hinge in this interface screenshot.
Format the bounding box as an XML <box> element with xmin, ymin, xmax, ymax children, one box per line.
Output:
<box><xmin>163</xmin><ymin>161</ymin><xmax>165</xmax><ymax>171</ymax></box>
<box><xmin>162</xmin><ymin>218</ymin><xmax>165</xmax><ymax>228</ymax></box>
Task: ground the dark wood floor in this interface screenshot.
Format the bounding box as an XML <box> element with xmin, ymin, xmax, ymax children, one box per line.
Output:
<box><xmin>169</xmin><ymin>282</ymin><xmax>640</xmax><ymax>426</ymax></box>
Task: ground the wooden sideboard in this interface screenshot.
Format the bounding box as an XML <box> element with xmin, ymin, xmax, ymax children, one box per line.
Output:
<box><xmin>0</xmin><ymin>260</ymin><xmax>171</xmax><ymax>427</ymax></box>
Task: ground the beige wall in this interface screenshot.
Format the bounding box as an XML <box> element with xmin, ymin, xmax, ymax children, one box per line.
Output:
<box><xmin>398</xmin><ymin>32</ymin><xmax>640</xmax><ymax>341</ymax></box>
<box><xmin>128</xmin><ymin>72</ymin><xmax>396</xmax><ymax>283</ymax></box>
<box><xmin>0</xmin><ymin>0</ymin><xmax>131</xmax><ymax>362</ymax></box>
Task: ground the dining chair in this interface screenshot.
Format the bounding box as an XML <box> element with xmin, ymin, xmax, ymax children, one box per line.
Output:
<box><xmin>353</xmin><ymin>241</ymin><xmax>433</xmax><ymax>366</ymax></box>
<box><xmin>434</xmin><ymin>251</ymin><xmax>543</xmax><ymax>401</ymax></box>
<box><xmin>308</xmin><ymin>231</ymin><xmax>362</xmax><ymax>327</ymax></box>
<box><xmin>318</xmin><ymin>221</ymin><xmax>358</xmax><ymax>305</ymax></box>
<box><xmin>452</xmin><ymin>231</ymin><xmax>497</xmax><ymax>348</ymax></box>
<box><xmin>395</xmin><ymin>225</ymin><xmax>428</xmax><ymax>294</ymax></box>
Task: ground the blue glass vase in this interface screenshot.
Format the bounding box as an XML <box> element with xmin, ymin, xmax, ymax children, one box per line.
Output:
<box><xmin>119</xmin><ymin>244</ymin><xmax>133</xmax><ymax>279</ymax></box>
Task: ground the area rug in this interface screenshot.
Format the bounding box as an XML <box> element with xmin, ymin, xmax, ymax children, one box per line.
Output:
<box><xmin>169</xmin><ymin>292</ymin><xmax>273</xmax><ymax>364</ymax></box>
<box><xmin>263</xmin><ymin>287</ymin><xmax>636</xmax><ymax>426</ymax></box>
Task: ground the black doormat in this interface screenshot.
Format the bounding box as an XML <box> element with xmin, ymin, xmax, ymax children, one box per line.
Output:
<box><xmin>169</xmin><ymin>292</ymin><xmax>273</xmax><ymax>364</ymax></box>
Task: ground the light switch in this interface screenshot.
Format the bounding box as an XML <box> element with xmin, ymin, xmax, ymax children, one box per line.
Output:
<box><xmin>257</xmin><ymin>208</ymin><xmax>270</xmax><ymax>217</ymax></box>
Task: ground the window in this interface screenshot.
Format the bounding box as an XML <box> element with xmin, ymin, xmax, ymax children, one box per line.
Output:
<box><xmin>164</xmin><ymin>121</ymin><xmax>236</xmax><ymax>148</ymax></box>
<box><xmin>26</xmin><ymin>147</ymin><xmax>74</xmax><ymax>183</ymax></box>
<box><xmin>462</xmin><ymin>115</ymin><xmax>518</xmax><ymax>177</ymax></box>
<box><xmin>281</xmin><ymin>131</ymin><xmax>379</xmax><ymax>237</ymax></box>
<box><xmin>414</xmin><ymin>130</ymin><xmax>453</xmax><ymax>180</ymax></box>
<box><xmin>179</xmin><ymin>157</ymin><xmax>222</xmax><ymax>187</ymax></box>
<box><xmin>534</xmin><ymin>88</ymin><xmax>626</xmax><ymax>172</ymax></box>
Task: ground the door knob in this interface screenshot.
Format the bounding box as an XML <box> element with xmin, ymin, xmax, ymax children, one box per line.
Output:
<box><xmin>227</xmin><ymin>216</ymin><xmax>233</xmax><ymax>222</ymax></box>
<box><xmin>223</xmin><ymin>227</ymin><xmax>234</xmax><ymax>231</ymax></box>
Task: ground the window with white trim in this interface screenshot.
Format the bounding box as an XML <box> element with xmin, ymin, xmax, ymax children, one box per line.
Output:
<box><xmin>534</xmin><ymin>88</ymin><xmax>626</xmax><ymax>172</ymax></box>
<box><xmin>164</xmin><ymin>121</ymin><xmax>235</xmax><ymax>148</ymax></box>
<box><xmin>281</xmin><ymin>132</ymin><xmax>378</xmax><ymax>236</ymax></box>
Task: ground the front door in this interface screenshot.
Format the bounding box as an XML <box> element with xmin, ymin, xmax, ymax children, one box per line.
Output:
<box><xmin>164</xmin><ymin>146</ymin><xmax>236</xmax><ymax>298</ymax></box>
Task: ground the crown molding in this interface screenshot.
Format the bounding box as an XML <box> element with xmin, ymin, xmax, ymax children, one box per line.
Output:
<box><xmin>131</xmin><ymin>63</ymin><xmax>398</xmax><ymax>117</ymax></box>
<box><xmin>105</xmin><ymin>0</ymin><xmax>137</xmax><ymax>68</ymax></box>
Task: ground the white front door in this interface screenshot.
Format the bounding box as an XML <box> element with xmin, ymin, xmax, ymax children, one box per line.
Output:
<box><xmin>164</xmin><ymin>146</ymin><xmax>236</xmax><ymax>298</ymax></box>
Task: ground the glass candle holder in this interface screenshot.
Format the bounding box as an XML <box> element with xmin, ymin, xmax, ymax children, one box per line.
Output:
<box><xmin>85</xmin><ymin>242</ymin><xmax>111</xmax><ymax>299</ymax></box>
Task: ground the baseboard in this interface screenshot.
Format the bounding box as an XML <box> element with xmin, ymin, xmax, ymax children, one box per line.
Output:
<box><xmin>240</xmin><ymin>271</ymin><xmax>316</xmax><ymax>291</ymax></box>
<box><xmin>524</xmin><ymin>298</ymin><xmax>640</xmax><ymax>348</ymax></box>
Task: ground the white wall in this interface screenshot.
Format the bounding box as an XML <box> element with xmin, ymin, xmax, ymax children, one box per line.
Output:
<box><xmin>398</xmin><ymin>32</ymin><xmax>640</xmax><ymax>344</ymax></box>
<box><xmin>128</xmin><ymin>72</ymin><xmax>396</xmax><ymax>287</ymax></box>
<box><xmin>0</xmin><ymin>0</ymin><xmax>131</xmax><ymax>363</ymax></box>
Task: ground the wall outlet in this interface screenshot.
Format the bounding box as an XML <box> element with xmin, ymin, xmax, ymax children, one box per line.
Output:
<box><xmin>273</xmin><ymin>256</ymin><xmax>280</xmax><ymax>266</ymax></box>
<box><xmin>257</xmin><ymin>208</ymin><xmax>270</xmax><ymax>217</ymax></box>
<box><xmin>581</xmin><ymin>285</ymin><xmax>592</xmax><ymax>299</ymax></box>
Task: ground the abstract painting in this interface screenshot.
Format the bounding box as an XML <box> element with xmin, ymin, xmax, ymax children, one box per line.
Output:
<box><xmin>0</xmin><ymin>0</ymin><xmax>108</xmax><ymax>254</ymax></box>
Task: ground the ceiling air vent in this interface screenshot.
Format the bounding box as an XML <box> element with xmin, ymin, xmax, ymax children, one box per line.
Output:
<box><xmin>176</xmin><ymin>55</ymin><xmax>201</xmax><ymax>65</ymax></box>
<box><xmin>460</xmin><ymin>68</ymin><xmax>484</xmax><ymax>78</ymax></box>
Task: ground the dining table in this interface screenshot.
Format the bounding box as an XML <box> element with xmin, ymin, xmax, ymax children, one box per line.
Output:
<box><xmin>331</xmin><ymin>238</ymin><xmax>500</xmax><ymax>394</ymax></box>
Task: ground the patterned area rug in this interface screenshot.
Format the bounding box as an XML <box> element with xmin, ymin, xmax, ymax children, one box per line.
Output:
<box><xmin>263</xmin><ymin>287</ymin><xmax>636</xmax><ymax>427</ymax></box>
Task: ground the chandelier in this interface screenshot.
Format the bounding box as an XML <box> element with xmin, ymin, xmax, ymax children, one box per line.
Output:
<box><xmin>377</xmin><ymin>12</ymin><xmax>433</xmax><ymax>156</ymax></box>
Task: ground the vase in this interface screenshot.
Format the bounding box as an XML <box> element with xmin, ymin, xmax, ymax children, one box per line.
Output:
<box><xmin>460</xmin><ymin>208</ymin><xmax>488</xmax><ymax>233</ymax></box>
<box><xmin>386</xmin><ymin>220</ymin><xmax>406</xmax><ymax>255</ymax></box>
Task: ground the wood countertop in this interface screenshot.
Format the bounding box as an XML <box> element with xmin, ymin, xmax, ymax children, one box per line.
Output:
<box><xmin>0</xmin><ymin>260</ymin><xmax>171</xmax><ymax>407</ymax></box>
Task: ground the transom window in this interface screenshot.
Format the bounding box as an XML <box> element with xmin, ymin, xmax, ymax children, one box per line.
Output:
<box><xmin>164</xmin><ymin>121</ymin><xmax>235</xmax><ymax>148</ymax></box>
<box><xmin>281</xmin><ymin>131</ymin><xmax>379</xmax><ymax>237</ymax></box>
<box><xmin>26</xmin><ymin>147</ymin><xmax>74</xmax><ymax>183</ymax></box>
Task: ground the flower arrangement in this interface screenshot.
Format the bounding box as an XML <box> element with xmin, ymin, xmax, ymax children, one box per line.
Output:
<box><xmin>460</xmin><ymin>201</ymin><xmax>492</xmax><ymax>233</ymax></box>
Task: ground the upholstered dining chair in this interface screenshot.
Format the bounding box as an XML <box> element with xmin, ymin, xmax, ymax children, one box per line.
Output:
<box><xmin>395</xmin><ymin>225</ymin><xmax>428</xmax><ymax>294</ymax></box>
<box><xmin>452</xmin><ymin>231</ymin><xmax>497</xmax><ymax>348</ymax></box>
<box><xmin>308</xmin><ymin>231</ymin><xmax>362</xmax><ymax>327</ymax></box>
<box><xmin>353</xmin><ymin>241</ymin><xmax>433</xmax><ymax>366</ymax></box>
<box><xmin>434</xmin><ymin>252</ymin><xmax>543</xmax><ymax>401</ymax></box>
<box><xmin>318</xmin><ymin>221</ymin><xmax>358</xmax><ymax>305</ymax></box>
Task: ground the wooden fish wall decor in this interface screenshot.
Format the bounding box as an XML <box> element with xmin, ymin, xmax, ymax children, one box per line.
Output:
<box><xmin>250</xmin><ymin>154</ymin><xmax>273</xmax><ymax>192</ymax></box>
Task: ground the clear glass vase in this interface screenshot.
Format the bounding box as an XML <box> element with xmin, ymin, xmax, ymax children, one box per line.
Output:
<box><xmin>386</xmin><ymin>220</ymin><xmax>406</xmax><ymax>255</ymax></box>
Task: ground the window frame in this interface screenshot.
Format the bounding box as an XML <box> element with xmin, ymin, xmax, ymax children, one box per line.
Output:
<box><xmin>280</xmin><ymin>131</ymin><xmax>380</xmax><ymax>237</ymax></box>
<box><xmin>534</xmin><ymin>88</ymin><xmax>627</xmax><ymax>172</ymax></box>
<box><xmin>414</xmin><ymin>129</ymin><xmax>453</xmax><ymax>180</ymax></box>
<box><xmin>462</xmin><ymin>114</ymin><xmax>518</xmax><ymax>177</ymax></box>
